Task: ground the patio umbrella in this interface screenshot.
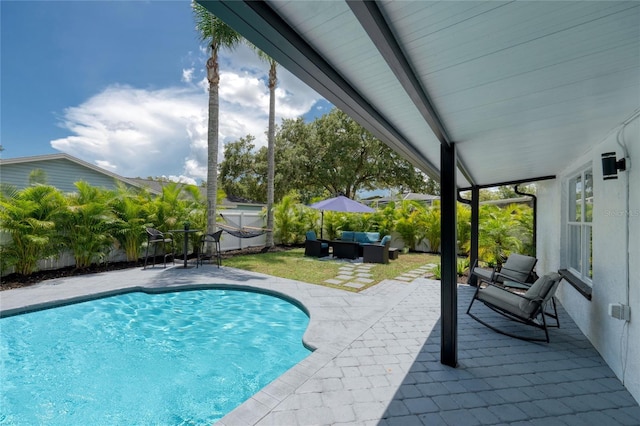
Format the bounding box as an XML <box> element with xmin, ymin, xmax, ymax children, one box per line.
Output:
<box><xmin>309</xmin><ymin>195</ymin><xmax>375</xmax><ymax>238</ymax></box>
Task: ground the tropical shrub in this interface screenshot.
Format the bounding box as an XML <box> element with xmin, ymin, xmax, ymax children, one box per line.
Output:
<box><xmin>456</xmin><ymin>204</ymin><xmax>471</xmax><ymax>254</ymax></box>
<box><xmin>0</xmin><ymin>185</ymin><xmax>66</xmax><ymax>275</ymax></box>
<box><xmin>58</xmin><ymin>181</ymin><xmax>117</xmax><ymax>269</ymax></box>
<box><xmin>273</xmin><ymin>193</ymin><xmax>308</xmax><ymax>244</ymax></box>
<box><xmin>478</xmin><ymin>204</ymin><xmax>524</xmax><ymax>266</ymax></box>
<box><xmin>430</xmin><ymin>263</ymin><xmax>441</xmax><ymax>279</ymax></box>
<box><xmin>322</xmin><ymin>211</ymin><xmax>345</xmax><ymax>240</ymax></box>
<box><xmin>394</xmin><ymin>200</ymin><xmax>427</xmax><ymax>251</ymax></box>
<box><xmin>110</xmin><ymin>184</ymin><xmax>153</xmax><ymax>262</ymax></box>
<box><xmin>457</xmin><ymin>257</ymin><xmax>470</xmax><ymax>277</ymax></box>
<box><xmin>368</xmin><ymin>203</ymin><xmax>396</xmax><ymax>238</ymax></box>
<box><xmin>422</xmin><ymin>204</ymin><xmax>441</xmax><ymax>253</ymax></box>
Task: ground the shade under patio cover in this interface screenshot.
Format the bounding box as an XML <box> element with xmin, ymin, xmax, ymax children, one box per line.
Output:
<box><xmin>310</xmin><ymin>195</ymin><xmax>374</xmax><ymax>213</ymax></box>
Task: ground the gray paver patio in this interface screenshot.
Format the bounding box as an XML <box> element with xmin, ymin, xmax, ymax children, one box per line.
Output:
<box><xmin>1</xmin><ymin>263</ymin><xmax>638</xmax><ymax>425</ymax></box>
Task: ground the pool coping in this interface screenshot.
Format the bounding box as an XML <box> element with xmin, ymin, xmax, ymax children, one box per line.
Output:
<box><xmin>0</xmin><ymin>263</ymin><xmax>420</xmax><ymax>424</ymax></box>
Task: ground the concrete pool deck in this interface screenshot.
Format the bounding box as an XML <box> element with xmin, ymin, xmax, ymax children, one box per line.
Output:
<box><xmin>1</xmin><ymin>264</ymin><xmax>639</xmax><ymax>425</ymax></box>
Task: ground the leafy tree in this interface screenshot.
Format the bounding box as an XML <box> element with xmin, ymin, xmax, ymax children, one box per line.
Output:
<box><xmin>308</xmin><ymin>109</ymin><xmax>427</xmax><ymax>198</ymax></box>
<box><xmin>220</xmin><ymin>109</ymin><xmax>428</xmax><ymax>204</ymax></box>
<box><xmin>220</xmin><ymin>136</ymin><xmax>263</xmax><ymax>201</ymax></box>
<box><xmin>424</xmin><ymin>178</ymin><xmax>440</xmax><ymax>196</ymax></box>
<box><xmin>497</xmin><ymin>184</ymin><xmax>536</xmax><ymax>199</ymax></box>
<box><xmin>274</xmin><ymin>118</ymin><xmax>317</xmax><ymax>202</ymax></box>
<box><xmin>192</xmin><ymin>2</ymin><xmax>241</xmax><ymax>239</ymax></box>
<box><xmin>0</xmin><ymin>185</ymin><xmax>65</xmax><ymax>275</ymax></box>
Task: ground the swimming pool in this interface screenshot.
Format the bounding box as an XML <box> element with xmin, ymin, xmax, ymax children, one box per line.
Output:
<box><xmin>0</xmin><ymin>289</ymin><xmax>311</xmax><ymax>425</ymax></box>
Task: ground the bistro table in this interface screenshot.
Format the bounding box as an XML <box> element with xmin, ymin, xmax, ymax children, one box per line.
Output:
<box><xmin>169</xmin><ymin>228</ymin><xmax>200</xmax><ymax>268</ymax></box>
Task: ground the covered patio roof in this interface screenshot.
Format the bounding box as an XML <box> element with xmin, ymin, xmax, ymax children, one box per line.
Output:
<box><xmin>199</xmin><ymin>0</ymin><xmax>639</xmax><ymax>188</ymax></box>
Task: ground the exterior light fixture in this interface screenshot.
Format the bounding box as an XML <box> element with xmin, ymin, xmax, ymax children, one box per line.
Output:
<box><xmin>601</xmin><ymin>152</ymin><xmax>626</xmax><ymax>180</ymax></box>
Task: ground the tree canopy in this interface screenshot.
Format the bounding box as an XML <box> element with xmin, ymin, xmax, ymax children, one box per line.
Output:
<box><xmin>219</xmin><ymin>108</ymin><xmax>429</xmax><ymax>204</ymax></box>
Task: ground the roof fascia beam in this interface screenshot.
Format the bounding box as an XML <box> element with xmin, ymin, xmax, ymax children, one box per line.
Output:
<box><xmin>347</xmin><ymin>0</ymin><xmax>475</xmax><ymax>186</ymax></box>
<box><xmin>198</xmin><ymin>0</ymin><xmax>440</xmax><ymax>179</ymax></box>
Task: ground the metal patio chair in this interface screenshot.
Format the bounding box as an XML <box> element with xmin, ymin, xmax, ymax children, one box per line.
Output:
<box><xmin>144</xmin><ymin>228</ymin><xmax>175</xmax><ymax>269</ymax></box>
<box><xmin>197</xmin><ymin>230</ymin><xmax>223</xmax><ymax>268</ymax></box>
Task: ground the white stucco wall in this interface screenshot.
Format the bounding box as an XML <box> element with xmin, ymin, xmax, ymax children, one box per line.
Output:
<box><xmin>537</xmin><ymin>115</ymin><xmax>639</xmax><ymax>403</ymax></box>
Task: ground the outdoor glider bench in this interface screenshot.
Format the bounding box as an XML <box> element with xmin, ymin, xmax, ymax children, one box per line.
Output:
<box><xmin>467</xmin><ymin>272</ymin><xmax>563</xmax><ymax>342</ymax></box>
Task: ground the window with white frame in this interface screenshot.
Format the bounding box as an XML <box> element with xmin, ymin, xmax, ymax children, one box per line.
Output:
<box><xmin>567</xmin><ymin>168</ymin><xmax>593</xmax><ymax>283</ymax></box>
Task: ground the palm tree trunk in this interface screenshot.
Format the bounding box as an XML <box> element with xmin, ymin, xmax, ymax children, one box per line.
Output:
<box><xmin>266</xmin><ymin>61</ymin><xmax>276</xmax><ymax>248</ymax></box>
<box><xmin>206</xmin><ymin>47</ymin><xmax>219</xmax><ymax>242</ymax></box>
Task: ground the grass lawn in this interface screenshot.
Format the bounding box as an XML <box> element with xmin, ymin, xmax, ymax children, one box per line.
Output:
<box><xmin>223</xmin><ymin>247</ymin><xmax>440</xmax><ymax>292</ymax></box>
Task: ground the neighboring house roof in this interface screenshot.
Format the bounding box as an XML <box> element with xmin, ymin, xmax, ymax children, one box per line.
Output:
<box><xmin>0</xmin><ymin>153</ymin><xmax>154</xmax><ymax>194</ymax></box>
<box><xmin>1</xmin><ymin>153</ymin><xmax>265</xmax><ymax>210</ymax></box>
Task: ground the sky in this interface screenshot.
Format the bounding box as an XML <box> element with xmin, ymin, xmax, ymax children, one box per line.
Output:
<box><xmin>1</xmin><ymin>0</ymin><xmax>334</xmax><ymax>185</ymax></box>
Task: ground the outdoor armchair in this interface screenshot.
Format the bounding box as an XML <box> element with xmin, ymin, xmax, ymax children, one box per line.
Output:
<box><xmin>466</xmin><ymin>272</ymin><xmax>562</xmax><ymax>342</ymax></box>
<box><xmin>144</xmin><ymin>228</ymin><xmax>175</xmax><ymax>269</ymax></box>
<box><xmin>362</xmin><ymin>235</ymin><xmax>392</xmax><ymax>264</ymax></box>
<box><xmin>305</xmin><ymin>230</ymin><xmax>329</xmax><ymax>258</ymax></box>
<box><xmin>471</xmin><ymin>253</ymin><xmax>537</xmax><ymax>289</ymax></box>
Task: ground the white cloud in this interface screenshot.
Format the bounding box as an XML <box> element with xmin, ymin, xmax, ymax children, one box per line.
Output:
<box><xmin>51</xmin><ymin>84</ymin><xmax>208</xmax><ymax>181</ymax></box>
<box><xmin>181</xmin><ymin>68</ymin><xmax>194</xmax><ymax>83</ymax></box>
<box><xmin>166</xmin><ymin>175</ymin><xmax>197</xmax><ymax>186</ymax></box>
<box><xmin>51</xmin><ymin>44</ymin><xmax>325</xmax><ymax>183</ymax></box>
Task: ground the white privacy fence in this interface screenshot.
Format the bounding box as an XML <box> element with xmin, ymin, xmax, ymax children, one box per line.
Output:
<box><xmin>1</xmin><ymin>210</ymin><xmax>267</xmax><ymax>277</ymax></box>
<box><xmin>217</xmin><ymin>211</ymin><xmax>267</xmax><ymax>251</ymax></box>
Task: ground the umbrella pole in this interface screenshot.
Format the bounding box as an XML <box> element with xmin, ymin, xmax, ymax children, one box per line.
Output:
<box><xmin>320</xmin><ymin>211</ymin><xmax>324</xmax><ymax>239</ymax></box>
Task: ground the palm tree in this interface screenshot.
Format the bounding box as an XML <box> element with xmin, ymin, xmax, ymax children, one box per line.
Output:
<box><xmin>251</xmin><ymin>49</ymin><xmax>278</xmax><ymax>248</ymax></box>
<box><xmin>192</xmin><ymin>2</ymin><xmax>241</xmax><ymax>242</ymax></box>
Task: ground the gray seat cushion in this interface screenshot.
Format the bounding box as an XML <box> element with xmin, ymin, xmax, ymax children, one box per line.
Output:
<box><xmin>498</xmin><ymin>253</ymin><xmax>537</xmax><ymax>282</ymax></box>
<box><xmin>519</xmin><ymin>272</ymin><xmax>561</xmax><ymax>315</ymax></box>
<box><xmin>477</xmin><ymin>285</ymin><xmax>528</xmax><ymax>318</ymax></box>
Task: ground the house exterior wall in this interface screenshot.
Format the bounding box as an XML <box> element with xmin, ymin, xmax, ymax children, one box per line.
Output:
<box><xmin>537</xmin><ymin>117</ymin><xmax>639</xmax><ymax>403</ymax></box>
<box><xmin>1</xmin><ymin>158</ymin><xmax>130</xmax><ymax>192</ymax></box>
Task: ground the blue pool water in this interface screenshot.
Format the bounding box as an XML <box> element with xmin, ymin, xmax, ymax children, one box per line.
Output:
<box><xmin>0</xmin><ymin>289</ymin><xmax>311</xmax><ymax>425</ymax></box>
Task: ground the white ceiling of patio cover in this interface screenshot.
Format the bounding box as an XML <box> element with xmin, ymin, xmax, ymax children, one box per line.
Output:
<box><xmin>208</xmin><ymin>1</ymin><xmax>640</xmax><ymax>188</ymax></box>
